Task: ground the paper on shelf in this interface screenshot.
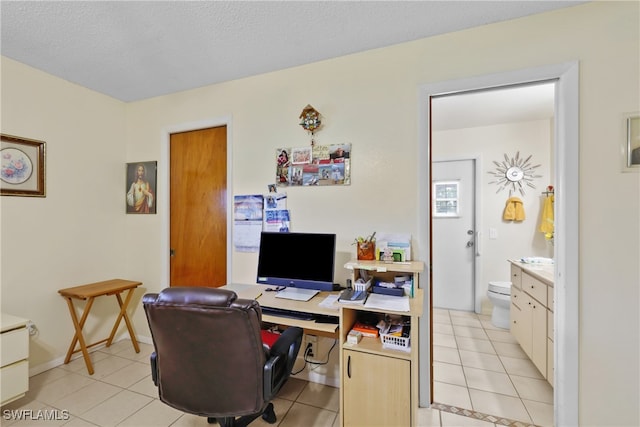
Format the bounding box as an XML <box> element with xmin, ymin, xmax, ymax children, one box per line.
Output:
<box><xmin>376</xmin><ymin>232</ymin><xmax>411</xmax><ymax>261</ymax></box>
<box><xmin>318</xmin><ymin>294</ymin><xmax>340</xmax><ymax>311</ymax></box>
<box><xmin>364</xmin><ymin>293</ymin><xmax>410</xmax><ymax>312</ymax></box>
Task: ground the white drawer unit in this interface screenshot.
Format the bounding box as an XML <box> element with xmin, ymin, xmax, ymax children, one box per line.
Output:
<box><xmin>1</xmin><ymin>313</ymin><xmax>30</xmax><ymax>405</ymax></box>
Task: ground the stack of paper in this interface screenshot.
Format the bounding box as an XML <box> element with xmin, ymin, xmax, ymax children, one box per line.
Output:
<box><xmin>364</xmin><ymin>293</ymin><xmax>410</xmax><ymax>312</ymax></box>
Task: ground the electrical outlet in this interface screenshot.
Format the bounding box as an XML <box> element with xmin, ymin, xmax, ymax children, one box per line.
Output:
<box><xmin>26</xmin><ymin>321</ymin><xmax>37</xmax><ymax>336</ymax></box>
<box><xmin>306</xmin><ymin>334</ymin><xmax>318</xmax><ymax>360</ymax></box>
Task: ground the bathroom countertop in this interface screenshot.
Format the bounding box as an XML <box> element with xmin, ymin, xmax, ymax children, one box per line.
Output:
<box><xmin>509</xmin><ymin>260</ymin><xmax>554</xmax><ymax>286</ymax></box>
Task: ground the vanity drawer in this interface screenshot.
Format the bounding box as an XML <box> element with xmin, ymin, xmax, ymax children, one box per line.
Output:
<box><xmin>510</xmin><ymin>265</ymin><xmax>522</xmax><ymax>290</ymax></box>
<box><xmin>511</xmin><ymin>286</ymin><xmax>523</xmax><ymax>309</ymax></box>
<box><xmin>522</xmin><ymin>272</ymin><xmax>547</xmax><ymax>306</ymax></box>
<box><xmin>1</xmin><ymin>327</ymin><xmax>28</xmax><ymax>367</ymax></box>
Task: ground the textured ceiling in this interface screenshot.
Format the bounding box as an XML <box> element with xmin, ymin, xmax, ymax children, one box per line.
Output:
<box><xmin>1</xmin><ymin>1</ymin><xmax>585</xmax><ymax>102</ymax></box>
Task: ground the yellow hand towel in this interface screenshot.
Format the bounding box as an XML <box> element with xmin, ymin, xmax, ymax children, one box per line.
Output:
<box><xmin>539</xmin><ymin>195</ymin><xmax>554</xmax><ymax>239</ymax></box>
<box><xmin>503</xmin><ymin>197</ymin><xmax>525</xmax><ymax>221</ymax></box>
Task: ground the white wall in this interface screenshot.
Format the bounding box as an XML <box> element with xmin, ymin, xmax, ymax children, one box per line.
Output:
<box><xmin>434</xmin><ymin>119</ymin><xmax>553</xmax><ymax>313</ymax></box>
<box><xmin>0</xmin><ymin>59</ymin><xmax>128</xmax><ymax>370</ymax></box>
<box><xmin>1</xmin><ymin>2</ymin><xmax>638</xmax><ymax>425</ymax></box>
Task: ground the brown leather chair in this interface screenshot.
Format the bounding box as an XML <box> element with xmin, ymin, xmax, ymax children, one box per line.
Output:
<box><xmin>143</xmin><ymin>287</ymin><xmax>303</xmax><ymax>427</ymax></box>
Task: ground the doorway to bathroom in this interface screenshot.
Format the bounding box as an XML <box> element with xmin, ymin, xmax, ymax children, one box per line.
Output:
<box><xmin>429</xmin><ymin>82</ymin><xmax>557</xmax><ymax>425</ymax></box>
<box><xmin>417</xmin><ymin>62</ymin><xmax>581</xmax><ymax>426</ymax></box>
<box><xmin>417</xmin><ymin>61</ymin><xmax>580</xmax><ymax>425</ymax></box>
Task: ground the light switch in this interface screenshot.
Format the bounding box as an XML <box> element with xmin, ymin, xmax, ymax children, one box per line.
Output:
<box><xmin>489</xmin><ymin>228</ymin><xmax>498</xmax><ymax>239</ymax></box>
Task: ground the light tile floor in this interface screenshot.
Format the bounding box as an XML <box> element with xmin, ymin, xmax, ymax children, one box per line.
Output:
<box><xmin>430</xmin><ymin>308</ymin><xmax>554</xmax><ymax>427</ymax></box>
<box><xmin>1</xmin><ymin>340</ymin><xmax>341</xmax><ymax>427</ymax></box>
<box><xmin>1</xmin><ymin>328</ymin><xmax>552</xmax><ymax>427</ymax></box>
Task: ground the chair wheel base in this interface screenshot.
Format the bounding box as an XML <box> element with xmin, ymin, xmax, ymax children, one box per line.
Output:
<box><xmin>261</xmin><ymin>403</ymin><xmax>276</xmax><ymax>424</ymax></box>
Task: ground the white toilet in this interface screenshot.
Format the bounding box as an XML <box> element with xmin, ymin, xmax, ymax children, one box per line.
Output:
<box><xmin>487</xmin><ymin>281</ymin><xmax>512</xmax><ymax>329</ymax></box>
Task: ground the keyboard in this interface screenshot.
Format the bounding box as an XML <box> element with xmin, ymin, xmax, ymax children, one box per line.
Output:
<box><xmin>260</xmin><ymin>306</ymin><xmax>338</xmax><ymax>324</ymax></box>
<box><xmin>261</xmin><ymin>306</ymin><xmax>315</xmax><ymax>321</ymax></box>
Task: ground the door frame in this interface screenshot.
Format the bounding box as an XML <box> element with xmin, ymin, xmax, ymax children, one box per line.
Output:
<box><xmin>432</xmin><ymin>156</ymin><xmax>483</xmax><ymax>314</ymax></box>
<box><xmin>159</xmin><ymin>117</ymin><xmax>234</xmax><ymax>288</ymax></box>
<box><xmin>417</xmin><ymin>62</ymin><xmax>579</xmax><ymax>426</ymax></box>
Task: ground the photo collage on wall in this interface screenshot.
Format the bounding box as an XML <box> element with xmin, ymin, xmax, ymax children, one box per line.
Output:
<box><xmin>276</xmin><ymin>143</ymin><xmax>351</xmax><ymax>186</ymax></box>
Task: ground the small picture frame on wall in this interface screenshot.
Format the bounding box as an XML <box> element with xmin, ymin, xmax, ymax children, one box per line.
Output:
<box><xmin>623</xmin><ymin>113</ymin><xmax>640</xmax><ymax>172</ymax></box>
<box><xmin>126</xmin><ymin>161</ymin><xmax>157</xmax><ymax>214</ymax></box>
<box><xmin>1</xmin><ymin>134</ymin><xmax>46</xmax><ymax>197</ymax></box>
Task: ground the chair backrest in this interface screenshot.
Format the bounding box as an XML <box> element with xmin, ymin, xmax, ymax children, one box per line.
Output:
<box><xmin>143</xmin><ymin>287</ymin><xmax>266</xmax><ymax>418</ymax></box>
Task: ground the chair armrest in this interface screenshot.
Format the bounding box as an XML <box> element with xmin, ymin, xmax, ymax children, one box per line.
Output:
<box><xmin>150</xmin><ymin>351</ymin><xmax>158</xmax><ymax>386</ymax></box>
<box><xmin>269</xmin><ymin>327</ymin><xmax>303</xmax><ymax>361</ymax></box>
<box><xmin>263</xmin><ymin>327</ymin><xmax>303</xmax><ymax>400</ymax></box>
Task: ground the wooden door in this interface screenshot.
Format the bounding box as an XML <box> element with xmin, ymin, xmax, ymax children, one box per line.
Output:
<box><xmin>170</xmin><ymin>126</ymin><xmax>227</xmax><ymax>287</ymax></box>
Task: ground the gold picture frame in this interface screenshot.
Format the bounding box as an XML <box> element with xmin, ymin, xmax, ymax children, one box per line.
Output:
<box><xmin>126</xmin><ymin>161</ymin><xmax>157</xmax><ymax>214</ymax></box>
<box><xmin>623</xmin><ymin>113</ymin><xmax>640</xmax><ymax>172</ymax></box>
<box><xmin>1</xmin><ymin>134</ymin><xmax>46</xmax><ymax>197</ymax></box>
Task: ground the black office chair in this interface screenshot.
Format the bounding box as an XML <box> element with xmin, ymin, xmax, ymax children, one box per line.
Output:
<box><xmin>143</xmin><ymin>287</ymin><xmax>303</xmax><ymax>427</ymax></box>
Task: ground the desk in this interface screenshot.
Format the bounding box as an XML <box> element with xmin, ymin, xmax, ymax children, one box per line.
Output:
<box><xmin>223</xmin><ymin>283</ymin><xmax>339</xmax><ymax>337</ymax></box>
<box><xmin>58</xmin><ymin>279</ymin><xmax>142</xmax><ymax>375</ymax></box>
<box><xmin>224</xmin><ymin>278</ymin><xmax>424</xmax><ymax>427</ymax></box>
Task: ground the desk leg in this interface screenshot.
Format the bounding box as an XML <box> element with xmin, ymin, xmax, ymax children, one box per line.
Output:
<box><xmin>63</xmin><ymin>296</ymin><xmax>95</xmax><ymax>375</ymax></box>
<box><xmin>106</xmin><ymin>289</ymin><xmax>140</xmax><ymax>353</ymax></box>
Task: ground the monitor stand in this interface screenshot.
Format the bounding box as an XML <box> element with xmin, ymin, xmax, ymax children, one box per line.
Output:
<box><xmin>275</xmin><ymin>287</ymin><xmax>319</xmax><ymax>302</ymax></box>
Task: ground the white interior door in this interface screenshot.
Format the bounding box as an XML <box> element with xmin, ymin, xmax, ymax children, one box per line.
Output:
<box><xmin>432</xmin><ymin>159</ymin><xmax>476</xmax><ymax>312</ymax></box>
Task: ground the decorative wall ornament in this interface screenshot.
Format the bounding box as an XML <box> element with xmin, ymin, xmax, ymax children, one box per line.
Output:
<box><xmin>1</xmin><ymin>134</ymin><xmax>46</xmax><ymax>197</ymax></box>
<box><xmin>299</xmin><ymin>104</ymin><xmax>322</xmax><ymax>145</ymax></box>
<box><xmin>488</xmin><ymin>151</ymin><xmax>541</xmax><ymax>196</ymax></box>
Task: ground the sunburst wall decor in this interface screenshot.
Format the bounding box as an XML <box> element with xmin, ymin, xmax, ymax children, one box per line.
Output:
<box><xmin>488</xmin><ymin>151</ymin><xmax>541</xmax><ymax>196</ymax></box>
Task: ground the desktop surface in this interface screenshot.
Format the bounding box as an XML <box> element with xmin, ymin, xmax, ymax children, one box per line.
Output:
<box><xmin>222</xmin><ymin>283</ymin><xmax>340</xmax><ymax>335</ymax></box>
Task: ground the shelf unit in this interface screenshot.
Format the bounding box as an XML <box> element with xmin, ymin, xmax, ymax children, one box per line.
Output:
<box><xmin>340</xmin><ymin>260</ymin><xmax>424</xmax><ymax>427</ymax></box>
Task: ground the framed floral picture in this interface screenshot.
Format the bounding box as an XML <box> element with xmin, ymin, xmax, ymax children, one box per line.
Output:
<box><xmin>1</xmin><ymin>134</ymin><xmax>46</xmax><ymax>197</ymax></box>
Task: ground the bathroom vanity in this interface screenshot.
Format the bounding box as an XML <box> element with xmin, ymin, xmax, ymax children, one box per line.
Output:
<box><xmin>509</xmin><ymin>260</ymin><xmax>554</xmax><ymax>385</ymax></box>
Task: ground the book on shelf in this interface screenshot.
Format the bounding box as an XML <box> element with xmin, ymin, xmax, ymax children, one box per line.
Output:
<box><xmin>351</xmin><ymin>321</ymin><xmax>379</xmax><ymax>338</ymax></box>
<box><xmin>338</xmin><ymin>288</ymin><xmax>368</xmax><ymax>305</ymax></box>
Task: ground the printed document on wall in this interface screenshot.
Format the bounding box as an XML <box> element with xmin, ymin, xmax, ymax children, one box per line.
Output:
<box><xmin>263</xmin><ymin>192</ymin><xmax>290</xmax><ymax>232</ymax></box>
<box><xmin>233</xmin><ymin>195</ymin><xmax>263</xmax><ymax>252</ymax></box>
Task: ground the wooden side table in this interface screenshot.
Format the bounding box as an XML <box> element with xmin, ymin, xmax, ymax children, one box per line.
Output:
<box><xmin>58</xmin><ymin>279</ymin><xmax>142</xmax><ymax>375</ymax></box>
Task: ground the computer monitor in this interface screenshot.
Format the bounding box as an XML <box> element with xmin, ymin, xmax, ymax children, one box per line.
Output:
<box><xmin>256</xmin><ymin>231</ymin><xmax>336</xmax><ymax>291</ymax></box>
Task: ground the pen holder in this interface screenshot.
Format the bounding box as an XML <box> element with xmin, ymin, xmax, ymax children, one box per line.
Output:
<box><xmin>357</xmin><ymin>242</ymin><xmax>375</xmax><ymax>260</ymax></box>
<box><xmin>354</xmin><ymin>279</ymin><xmax>372</xmax><ymax>292</ymax></box>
